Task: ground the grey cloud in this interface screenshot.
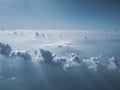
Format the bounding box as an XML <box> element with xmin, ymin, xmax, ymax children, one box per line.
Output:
<box><xmin>10</xmin><ymin>50</ymin><xmax>31</xmax><ymax>60</ymax></box>
<box><xmin>40</xmin><ymin>49</ymin><xmax>56</xmax><ymax>64</ymax></box>
<box><xmin>68</xmin><ymin>53</ymin><xmax>82</xmax><ymax>63</ymax></box>
<box><xmin>0</xmin><ymin>42</ymin><xmax>12</xmax><ymax>57</ymax></box>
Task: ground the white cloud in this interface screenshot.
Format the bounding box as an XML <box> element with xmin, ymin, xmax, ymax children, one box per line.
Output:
<box><xmin>83</xmin><ymin>57</ymin><xmax>101</xmax><ymax>70</ymax></box>
<box><xmin>108</xmin><ymin>57</ymin><xmax>120</xmax><ymax>70</ymax></box>
<box><xmin>0</xmin><ymin>42</ymin><xmax>120</xmax><ymax>72</ymax></box>
<box><xmin>10</xmin><ymin>50</ymin><xmax>31</xmax><ymax>61</ymax></box>
<box><xmin>43</xmin><ymin>40</ymin><xmax>76</xmax><ymax>48</ymax></box>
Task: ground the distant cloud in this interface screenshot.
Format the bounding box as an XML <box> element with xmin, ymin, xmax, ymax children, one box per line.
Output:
<box><xmin>43</xmin><ymin>40</ymin><xmax>74</xmax><ymax>48</ymax></box>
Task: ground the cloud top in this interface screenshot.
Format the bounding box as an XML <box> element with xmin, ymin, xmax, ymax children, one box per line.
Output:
<box><xmin>0</xmin><ymin>42</ymin><xmax>120</xmax><ymax>71</ymax></box>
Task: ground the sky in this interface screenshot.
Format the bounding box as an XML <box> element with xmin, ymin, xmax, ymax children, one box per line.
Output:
<box><xmin>0</xmin><ymin>0</ymin><xmax>120</xmax><ymax>30</ymax></box>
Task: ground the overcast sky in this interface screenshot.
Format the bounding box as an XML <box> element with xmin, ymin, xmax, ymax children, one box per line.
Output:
<box><xmin>0</xmin><ymin>0</ymin><xmax>120</xmax><ymax>30</ymax></box>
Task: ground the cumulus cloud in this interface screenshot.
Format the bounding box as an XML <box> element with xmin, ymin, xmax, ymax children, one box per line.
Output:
<box><xmin>83</xmin><ymin>57</ymin><xmax>99</xmax><ymax>70</ymax></box>
<box><xmin>83</xmin><ymin>57</ymin><xmax>106</xmax><ymax>70</ymax></box>
<box><xmin>0</xmin><ymin>42</ymin><xmax>12</xmax><ymax>57</ymax></box>
<box><xmin>53</xmin><ymin>56</ymin><xmax>67</xmax><ymax>66</ymax></box>
<box><xmin>108</xmin><ymin>56</ymin><xmax>120</xmax><ymax>70</ymax></box>
<box><xmin>10</xmin><ymin>50</ymin><xmax>31</xmax><ymax>61</ymax></box>
<box><xmin>0</xmin><ymin>42</ymin><xmax>120</xmax><ymax>72</ymax></box>
<box><xmin>62</xmin><ymin>53</ymin><xmax>82</xmax><ymax>69</ymax></box>
<box><xmin>51</xmin><ymin>53</ymin><xmax>82</xmax><ymax>69</ymax></box>
<box><xmin>0</xmin><ymin>42</ymin><xmax>120</xmax><ymax>71</ymax></box>
<box><xmin>40</xmin><ymin>49</ymin><xmax>56</xmax><ymax>63</ymax></box>
<box><xmin>68</xmin><ymin>53</ymin><xmax>82</xmax><ymax>63</ymax></box>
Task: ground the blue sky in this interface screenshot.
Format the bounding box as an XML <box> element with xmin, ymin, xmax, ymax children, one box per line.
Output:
<box><xmin>0</xmin><ymin>0</ymin><xmax>120</xmax><ymax>30</ymax></box>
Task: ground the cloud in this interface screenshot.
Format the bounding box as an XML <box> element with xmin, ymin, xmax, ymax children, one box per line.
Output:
<box><xmin>0</xmin><ymin>42</ymin><xmax>120</xmax><ymax>71</ymax></box>
<box><xmin>83</xmin><ymin>57</ymin><xmax>105</xmax><ymax>70</ymax></box>
<box><xmin>43</xmin><ymin>40</ymin><xmax>76</xmax><ymax>48</ymax></box>
<box><xmin>53</xmin><ymin>56</ymin><xmax>67</xmax><ymax>67</ymax></box>
<box><xmin>68</xmin><ymin>53</ymin><xmax>82</xmax><ymax>63</ymax></box>
<box><xmin>40</xmin><ymin>49</ymin><xmax>56</xmax><ymax>64</ymax></box>
<box><xmin>10</xmin><ymin>50</ymin><xmax>31</xmax><ymax>61</ymax></box>
<box><xmin>108</xmin><ymin>56</ymin><xmax>120</xmax><ymax>70</ymax></box>
<box><xmin>52</xmin><ymin>53</ymin><xmax>82</xmax><ymax>69</ymax></box>
<box><xmin>0</xmin><ymin>42</ymin><xmax>120</xmax><ymax>90</ymax></box>
<box><xmin>0</xmin><ymin>42</ymin><xmax>12</xmax><ymax>57</ymax></box>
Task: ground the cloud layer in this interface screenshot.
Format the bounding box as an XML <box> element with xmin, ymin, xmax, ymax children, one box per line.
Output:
<box><xmin>0</xmin><ymin>42</ymin><xmax>120</xmax><ymax>71</ymax></box>
<box><xmin>0</xmin><ymin>29</ymin><xmax>120</xmax><ymax>90</ymax></box>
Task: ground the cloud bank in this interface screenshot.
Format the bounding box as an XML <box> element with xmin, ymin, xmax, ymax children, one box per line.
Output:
<box><xmin>0</xmin><ymin>42</ymin><xmax>120</xmax><ymax>90</ymax></box>
<box><xmin>0</xmin><ymin>42</ymin><xmax>120</xmax><ymax>71</ymax></box>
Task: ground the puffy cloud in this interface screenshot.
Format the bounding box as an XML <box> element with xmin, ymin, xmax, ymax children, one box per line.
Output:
<box><xmin>0</xmin><ymin>42</ymin><xmax>120</xmax><ymax>71</ymax></box>
<box><xmin>62</xmin><ymin>53</ymin><xmax>82</xmax><ymax>69</ymax></box>
<box><xmin>10</xmin><ymin>50</ymin><xmax>31</xmax><ymax>60</ymax></box>
<box><xmin>40</xmin><ymin>52</ymin><xmax>82</xmax><ymax>69</ymax></box>
<box><xmin>0</xmin><ymin>42</ymin><xmax>12</xmax><ymax>57</ymax></box>
<box><xmin>108</xmin><ymin>56</ymin><xmax>120</xmax><ymax>70</ymax></box>
<box><xmin>68</xmin><ymin>53</ymin><xmax>81</xmax><ymax>63</ymax></box>
<box><xmin>83</xmin><ymin>57</ymin><xmax>103</xmax><ymax>70</ymax></box>
<box><xmin>40</xmin><ymin>49</ymin><xmax>56</xmax><ymax>63</ymax></box>
<box><xmin>32</xmin><ymin>50</ymin><xmax>42</xmax><ymax>62</ymax></box>
<box><xmin>52</xmin><ymin>53</ymin><xmax>81</xmax><ymax>69</ymax></box>
<box><xmin>53</xmin><ymin>56</ymin><xmax>67</xmax><ymax>67</ymax></box>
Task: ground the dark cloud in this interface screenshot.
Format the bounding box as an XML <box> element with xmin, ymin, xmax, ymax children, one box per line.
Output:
<box><xmin>0</xmin><ymin>42</ymin><xmax>12</xmax><ymax>57</ymax></box>
<box><xmin>40</xmin><ymin>49</ymin><xmax>56</xmax><ymax>64</ymax></box>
